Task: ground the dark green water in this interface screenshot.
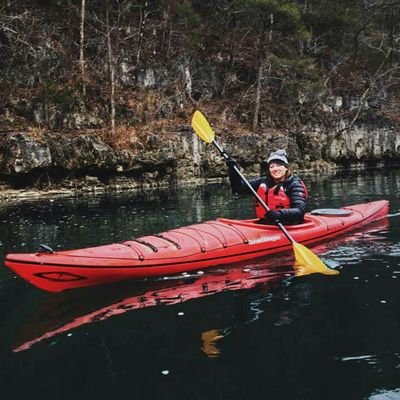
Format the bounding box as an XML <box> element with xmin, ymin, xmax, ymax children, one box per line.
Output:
<box><xmin>1</xmin><ymin>170</ymin><xmax>400</xmax><ymax>400</ymax></box>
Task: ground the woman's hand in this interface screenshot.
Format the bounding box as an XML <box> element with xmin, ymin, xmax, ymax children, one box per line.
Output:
<box><xmin>264</xmin><ymin>210</ymin><xmax>282</xmax><ymax>223</ymax></box>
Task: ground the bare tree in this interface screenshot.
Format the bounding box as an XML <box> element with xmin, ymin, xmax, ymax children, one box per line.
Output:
<box><xmin>79</xmin><ymin>0</ymin><xmax>86</xmax><ymax>95</ymax></box>
<box><xmin>105</xmin><ymin>0</ymin><xmax>116</xmax><ymax>136</ymax></box>
<box><xmin>253</xmin><ymin>17</ymin><xmax>268</xmax><ymax>132</ymax></box>
<box><xmin>136</xmin><ymin>0</ymin><xmax>149</xmax><ymax>66</ymax></box>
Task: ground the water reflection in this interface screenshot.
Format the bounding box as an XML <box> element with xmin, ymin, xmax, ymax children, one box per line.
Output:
<box><xmin>1</xmin><ymin>169</ymin><xmax>400</xmax><ymax>400</ymax></box>
<box><xmin>12</xmin><ymin>261</ymin><xmax>293</xmax><ymax>353</ymax></box>
<box><xmin>306</xmin><ymin>169</ymin><xmax>400</xmax><ymax>210</ymax></box>
<box><xmin>201</xmin><ymin>329</ymin><xmax>224</xmax><ymax>358</ymax></box>
<box><xmin>314</xmin><ymin>217</ymin><xmax>391</xmax><ymax>264</ymax></box>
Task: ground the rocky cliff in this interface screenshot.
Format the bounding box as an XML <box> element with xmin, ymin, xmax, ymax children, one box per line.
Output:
<box><xmin>1</xmin><ymin>117</ymin><xmax>399</xmax><ymax>197</ymax></box>
<box><xmin>1</xmin><ymin>1</ymin><xmax>399</xmax><ymax>200</ymax></box>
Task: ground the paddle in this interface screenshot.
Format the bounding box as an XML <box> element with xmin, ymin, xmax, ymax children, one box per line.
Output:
<box><xmin>191</xmin><ymin>110</ymin><xmax>339</xmax><ymax>276</ymax></box>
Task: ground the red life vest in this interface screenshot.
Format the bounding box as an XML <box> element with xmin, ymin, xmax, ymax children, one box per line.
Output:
<box><xmin>255</xmin><ymin>183</ymin><xmax>291</xmax><ymax>218</ymax></box>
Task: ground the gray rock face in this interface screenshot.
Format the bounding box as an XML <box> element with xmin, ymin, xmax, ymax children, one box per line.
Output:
<box><xmin>0</xmin><ymin>121</ymin><xmax>399</xmax><ymax>190</ymax></box>
<box><xmin>46</xmin><ymin>134</ymin><xmax>117</xmax><ymax>172</ymax></box>
<box><xmin>324</xmin><ymin>126</ymin><xmax>400</xmax><ymax>161</ymax></box>
<box><xmin>0</xmin><ymin>133</ymin><xmax>51</xmax><ymax>174</ymax></box>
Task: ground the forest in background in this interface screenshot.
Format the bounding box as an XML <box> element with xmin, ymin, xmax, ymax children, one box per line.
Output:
<box><xmin>1</xmin><ymin>0</ymin><xmax>399</xmax><ymax>150</ymax></box>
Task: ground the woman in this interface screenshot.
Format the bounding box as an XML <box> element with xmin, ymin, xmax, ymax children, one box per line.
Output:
<box><xmin>227</xmin><ymin>149</ymin><xmax>308</xmax><ymax>225</ymax></box>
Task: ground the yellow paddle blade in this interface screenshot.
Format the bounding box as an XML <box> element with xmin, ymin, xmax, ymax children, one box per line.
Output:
<box><xmin>191</xmin><ymin>110</ymin><xmax>215</xmax><ymax>144</ymax></box>
<box><xmin>293</xmin><ymin>242</ymin><xmax>339</xmax><ymax>276</ymax></box>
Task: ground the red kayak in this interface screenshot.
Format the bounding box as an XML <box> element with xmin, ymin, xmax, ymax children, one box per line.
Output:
<box><xmin>4</xmin><ymin>200</ymin><xmax>389</xmax><ymax>292</ymax></box>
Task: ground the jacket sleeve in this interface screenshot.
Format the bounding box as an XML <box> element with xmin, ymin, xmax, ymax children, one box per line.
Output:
<box><xmin>227</xmin><ymin>164</ymin><xmax>264</xmax><ymax>195</ymax></box>
<box><xmin>278</xmin><ymin>177</ymin><xmax>308</xmax><ymax>224</ymax></box>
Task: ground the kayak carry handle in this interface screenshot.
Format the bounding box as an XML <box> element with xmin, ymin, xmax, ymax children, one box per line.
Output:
<box><xmin>39</xmin><ymin>244</ymin><xmax>54</xmax><ymax>254</ymax></box>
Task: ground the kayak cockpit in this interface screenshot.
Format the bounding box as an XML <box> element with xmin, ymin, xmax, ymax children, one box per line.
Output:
<box><xmin>217</xmin><ymin>206</ymin><xmax>357</xmax><ymax>231</ymax></box>
<box><xmin>216</xmin><ymin>217</ymin><xmax>317</xmax><ymax>230</ymax></box>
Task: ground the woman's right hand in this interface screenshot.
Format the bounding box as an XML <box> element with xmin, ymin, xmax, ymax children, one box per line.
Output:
<box><xmin>264</xmin><ymin>210</ymin><xmax>282</xmax><ymax>223</ymax></box>
<box><xmin>225</xmin><ymin>154</ymin><xmax>237</xmax><ymax>168</ymax></box>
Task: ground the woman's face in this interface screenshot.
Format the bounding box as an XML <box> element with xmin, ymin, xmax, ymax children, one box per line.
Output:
<box><xmin>268</xmin><ymin>162</ymin><xmax>288</xmax><ymax>182</ymax></box>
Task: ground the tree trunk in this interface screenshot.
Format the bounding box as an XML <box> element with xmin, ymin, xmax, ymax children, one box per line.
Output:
<box><xmin>136</xmin><ymin>1</ymin><xmax>148</xmax><ymax>66</ymax></box>
<box><xmin>252</xmin><ymin>62</ymin><xmax>262</xmax><ymax>132</ymax></box>
<box><xmin>106</xmin><ymin>1</ymin><xmax>116</xmax><ymax>136</ymax></box>
<box><xmin>253</xmin><ymin>18</ymin><xmax>268</xmax><ymax>132</ymax></box>
<box><xmin>79</xmin><ymin>0</ymin><xmax>86</xmax><ymax>95</ymax></box>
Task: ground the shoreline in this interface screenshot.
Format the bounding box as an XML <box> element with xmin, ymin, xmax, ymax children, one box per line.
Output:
<box><xmin>0</xmin><ymin>177</ymin><xmax>227</xmax><ymax>205</ymax></box>
<box><xmin>0</xmin><ymin>164</ymin><xmax>383</xmax><ymax>205</ymax></box>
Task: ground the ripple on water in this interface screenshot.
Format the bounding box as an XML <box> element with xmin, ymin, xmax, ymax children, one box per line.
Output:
<box><xmin>322</xmin><ymin>237</ymin><xmax>399</xmax><ymax>265</ymax></box>
<box><xmin>339</xmin><ymin>354</ymin><xmax>379</xmax><ymax>364</ymax></box>
<box><xmin>368</xmin><ymin>388</ymin><xmax>400</xmax><ymax>399</ymax></box>
<box><xmin>385</xmin><ymin>243</ymin><xmax>400</xmax><ymax>257</ymax></box>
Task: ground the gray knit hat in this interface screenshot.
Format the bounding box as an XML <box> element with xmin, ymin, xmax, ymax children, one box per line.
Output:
<box><xmin>266</xmin><ymin>149</ymin><xmax>289</xmax><ymax>167</ymax></box>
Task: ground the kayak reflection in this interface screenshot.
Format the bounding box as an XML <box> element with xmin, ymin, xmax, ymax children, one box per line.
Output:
<box><xmin>13</xmin><ymin>260</ymin><xmax>293</xmax><ymax>353</ymax></box>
